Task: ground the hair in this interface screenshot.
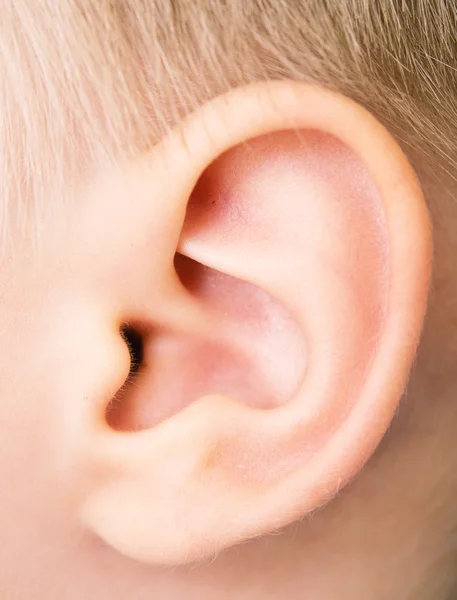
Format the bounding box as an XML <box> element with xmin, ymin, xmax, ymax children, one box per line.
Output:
<box><xmin>2</xmin><ymin>0</ymin><xmax>457</xmax><ymax>239</ymax></box>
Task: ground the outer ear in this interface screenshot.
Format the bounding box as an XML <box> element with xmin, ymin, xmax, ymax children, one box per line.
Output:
<box><xmin>80</xmin><ymin>82</ymin><xmax>431</xmax><ymax>565</ymax></box>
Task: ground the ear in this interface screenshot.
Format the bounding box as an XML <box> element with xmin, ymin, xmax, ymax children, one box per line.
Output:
<box><xmin>78</xmin><ymin>82</ymin><xmax>431</xmax><ymax>565</ymax></box>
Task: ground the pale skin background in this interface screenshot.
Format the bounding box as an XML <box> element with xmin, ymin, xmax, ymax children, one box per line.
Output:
<box><xmin>1</xmin><ymin>81</ymin><xmax>456</xmax><ymax>599</ymax></box>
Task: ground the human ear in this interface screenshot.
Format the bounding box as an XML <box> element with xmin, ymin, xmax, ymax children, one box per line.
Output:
<box><xmin>76</xmin><ymin>82</ymin><xmax>431</xmax><ymax>565</ymax></box>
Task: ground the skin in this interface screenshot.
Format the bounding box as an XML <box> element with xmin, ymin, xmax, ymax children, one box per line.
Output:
<box><xmin>0</xmin><ymin>82</ymin><xmax>455</xmax><ymax>599</ymax></box>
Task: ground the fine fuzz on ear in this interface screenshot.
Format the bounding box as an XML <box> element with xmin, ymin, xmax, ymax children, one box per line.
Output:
<box><xmin>79</xmin><ymin>82</ymin><xmax>430</xmax><ymax>566</ymax></box>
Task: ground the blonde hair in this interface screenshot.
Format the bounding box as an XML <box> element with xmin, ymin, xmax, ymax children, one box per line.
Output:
<box><xmin>1</xmin><ymin>0</ymin><xmax>457</xmax><ymax>237</ymax></box>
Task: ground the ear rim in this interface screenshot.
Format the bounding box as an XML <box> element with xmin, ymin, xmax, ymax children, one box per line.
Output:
<box><xmin>175</xmin><ymin>77</ymin><xmax>431</xmax><ymax>461</ymax></box>
<box><xmin>176</xmin><ymin>77</ymin><xmax>432</xmax><ymax>431</ymax></box>
<box><xmin>82</xmin><ymin>81</ymin><xmax>432</xmax><ymax>565</ymax></box>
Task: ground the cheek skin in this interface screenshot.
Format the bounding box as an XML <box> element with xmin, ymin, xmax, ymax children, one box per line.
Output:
<box><xmin>0</xmin><ymin>271</ymin><xmax>67</xmax><ymax>589</ymax></box>
<box><xmin>0</xmin><ymin>259</ymin><xmax>123</xmax><ymax>593</ymax></box>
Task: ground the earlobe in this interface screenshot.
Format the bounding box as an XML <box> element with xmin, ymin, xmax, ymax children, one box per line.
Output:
<box><xmin>81</xmin><ymin>82</ymin><xmax>431</xmax><ymax>565</ymax></box>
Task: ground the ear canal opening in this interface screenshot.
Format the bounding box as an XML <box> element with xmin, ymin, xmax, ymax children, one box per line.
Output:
<box><xmin>105</xmin><ymin>253</ymin><xmax>307</xmax><ymax>432</ymax></box>
<box><xmin>120</xmin><ymin>325</ymin><xmax>144</xmax><ymax>377</ymax></box>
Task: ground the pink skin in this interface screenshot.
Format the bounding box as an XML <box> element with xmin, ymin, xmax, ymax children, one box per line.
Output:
<box><xmin>0</xmin><ymin>83</ymin><xmax>446</xmax><ymax>599</ymax></box>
